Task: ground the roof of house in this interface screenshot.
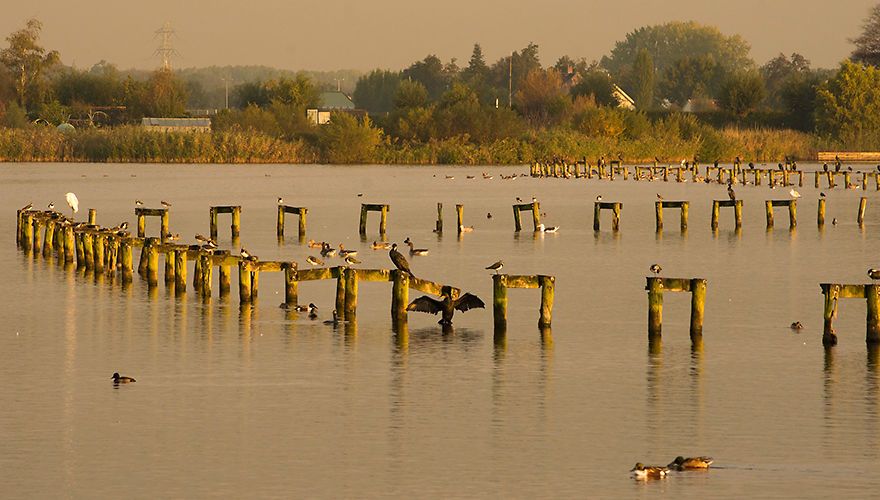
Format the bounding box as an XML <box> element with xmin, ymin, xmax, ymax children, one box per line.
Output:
<box><xmin>319</xmin><ymin>91</ymin><xmax>355</xmax><ymax>110</ymax></box>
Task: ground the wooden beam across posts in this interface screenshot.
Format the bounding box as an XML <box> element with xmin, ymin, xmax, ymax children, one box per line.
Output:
<box><xmin>593</xmin><ymin>201</ymin><xmax>623</xmax><ymax>231</ymax></box>
<box><xmin>765</xmin><ymin>199</ymin><xmax>797</xmax><ymax>229</ymax></box>
<box><xmin>646</xmin><ymin>277</ymin><xmax>707</xmax><ymax>342</ymax></box>
<box><xmin>135</xmin><ymin>207</ymin><xmax>170</xmax><ymax>243</ymax></box>
<box><xmin>359</xmin><ymin>203</ymin><xmax>390</xmax><ymax>237</ymax></box>
<box><xmin>209</xmin><ymin>206</ymin><xmax>241</xmax><ymax>240</ymax></box>
<box><xmin>858</xmin><ymin>197</ymin><xmax>868</xmax><ymax>226</ymax></box>
<box><xmin>277</xmin><ymin>205</ymin><xmax>308</xmax><ymax>238</ymax></box>
<box><xmin>491</xmin><ymin>273</ymin><xmax>555</xmax><ymax>332</ymax></box>
<box><xmin>655</xmin><ymin>201</ymin><xmax>689</xmax><ymax>232</ymax></box>
<box><xmin>512</xmin><ymin>201</ymin><xmax>541</xmax><ymax>232</ymax></box>
<box><xmin>711</xmin><ymin>200</ymin><xmax>743</xmax><ymax>230</ymax></box>
<box><xmin>820</xmin><ymin>283</ymin><xmax>880</xmax><ymax>346</ymax></box>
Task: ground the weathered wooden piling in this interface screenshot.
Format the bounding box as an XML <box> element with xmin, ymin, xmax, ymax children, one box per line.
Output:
<box><xmin>210</xmin><ymin>206</ymin><xmax>242</xmax><ymax>240</ymax></box>
<box><xmin>136</xmin><ymin>207</ymin><xmax>170</xmax><ymax>242</ymax></box>
<box><xmin>93</xmin><ymin>233</ymin><xmax>105</xmax><ymax>273</ymax></box>
<box><xmin>174</xmin><ymin>249</ymin><xmax>187</xmax><ymax>293</ymax></box>
<box><xmin>81</xmin><ymin>232</ymin><xmax>94</xmax><ymax>269</ymax></box>
<box><xmin>277</xmin><ymin>205</ymin><xmax>308</xmax><ymax>238</ymax></box>
<box><xmin>344</xmin><ymin>266</ymin><xmax>359</xmax><ymax>319</ymax></box>
<box><xmin>492</xmin><ymin>274</ymin><xmax>508</xmax><ymax>331</ymax></box>
<box><xmin>512</xmin><ymin>201</ymin><xmax>541</xmax><ymax>232</ymax></box>
<box><xmin>646</xmin><ymin>277</ymin><xmax>707</xmax><ymax>341</ymax></box>
<box><xmin>283</xmin><ymin>263</ymin><xmax>298</xmax><ymax>305</ymax></box>
<box><xmin>217</xmin><ymin>250</ymin><xmax>232</xmax><ymax>296</ymax></box>
<box><xmin>593</xmin><ymin>201</ymin><xmax>622</xmax><ymax>231</ymax></box>
<box><xmin>492</xmin><ymin>273</ymin><xmax>554</xmax><ymax>330</ymax></box>
<box><xmin>42</xmin><ymin>219</ymin><xmax>56</xmax><ymax>258</ymax></box>
<box><xmin>435</xmin><ymin>203</ymin><xmax>443</xmax><ymax>233</ymax></box>
<box><xmin>199</xmin><ymin>252</ymin><xmax>213</xmax><ymax>298</ymax></box>
<box><xmin>63</xmin><ymin>225</ymin><xmax>75</xmax><ymax>263</ymax></box>
<box><xmin>821</xmin><ymin>283</ymin><xmax>880</xmax><ymax>346</ymax></box>
<box><xmin>815</xmin><ymin>171</ymin><xmax>821</xmax><ymax>188</ymax></box>
<box><xmin>88</xmin><ymin>208</ymin><xmax>96</xmax><ymax>225</ymax></box>
<box><xmin>539</xmin><ymin>275</ymin><xmax>554</xmax><ymax>328</ymax></box>
<box><xmin>655</xmin><ymin>201</ymin><xmax>689</xmax><ymax>232</ymax></box>
<box><xmin>144</xmin><ymin>237</ymin><xmax>159</xmax><ymax>287</ymax></box>
<box><xmin>120</xmin><ymin>239</ymin><xmax>133</xmax><ymax>283</ymax></box>
<box><xmin>22</xmin><ymin>213</ymin><xmax>34</xmax><ymax>252</ymax></box>
<box><xmin>456</xmin><ymin>204</ymin><xmax>464</xmax><ymax>234</ymax></box>
<box><xmin>765</xmin><ymin>199</ymin><xmax>797</xmax><ymax>228</ymax></box>
<box><xmin>359</xmin><ymin>203</ymin><xmax>390</xmax><ymax>236</ymax></box>
<box><xmin>391</xmin><ymin>269</ymin><xmax>409</xmax><ymax>324</ymax></box>
<box><xmin>239</xmin><ymin>261</ymin><xmax>252</xmax><ymax>303</ymax></box>
<box><xmin>711</xmin><ymin>200</ymin><xmax>743</xmax><ymax>230</ymax></box>
<box><xmin>818</xmin><ymin>199</ymin><xmax>826</xmax><ymax>227</ymax></box>
<box><xmin>164</xmin><ymin>247</ymin><xmax>176</xmax><ymax>285</ymax></box>
<box><xmin>858</xmin><ymin>197</ymin><xmax>867</xmax><ymax>226</ymax></box>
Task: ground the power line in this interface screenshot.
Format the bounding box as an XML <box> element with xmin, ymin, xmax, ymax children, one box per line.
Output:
<box><xmin>154</xmin><ymin>21</ymin><xmax>177</xmax><ymax>70</ymax></box>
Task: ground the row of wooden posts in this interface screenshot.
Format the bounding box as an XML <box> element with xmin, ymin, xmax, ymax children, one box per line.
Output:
<box><xmin>512</xmin><ymin>197</ymin><xmax>869</xmax><ymax>233</ymax></box>
<box><xmin>531</xmin><ymin>160</ymin><xmax>880</xmax><ymax>191</ymax></box>
<box><xmin>15</xmin><ymin>206</ymin><xmax>555</xmax><ymax>331</ymax></box>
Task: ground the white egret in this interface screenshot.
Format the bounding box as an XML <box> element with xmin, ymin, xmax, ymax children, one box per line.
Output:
<box><xmin>65</xmin><ymin>192</ymin><xmax>79</xmax><ymax>217</ymax></box>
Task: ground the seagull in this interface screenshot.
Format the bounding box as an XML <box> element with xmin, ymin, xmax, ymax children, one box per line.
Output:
<box><xmin>869</xmin><ymin>269</ymin><xmax>880</xmax><ymax>281</ymax></box>
<box><xmin>160</xmin><ymin>200</ymin><xmax>172</xmax><ymax>208</ymax></box>
<box><xmin>789</xmin><ymin>188</ymin><xmax>801</xmax><ymax>199</ymax></box>
<box><xmin>320</xmin><ymin>242</ymin><xmax>337</xmax><ymax>258</ymax></box>
<box><xmin>65</xmin><ymin>192</ymin><xmax>79</xmax><ymax>216</ymax></box>
<box><xmin>516</xmin><ymin>197</ymin><xmax>523</xmax><ymax>202</ymax></box>
<box><xmin>47</xmin><ymin>202</ymin><xmax>55</xmax><ymax>210</ymax></box>
<box><xmin>195</xmin><ymin>234</ymin><xmax>211</xmax><ymax>244</ymax></box>
<box><xmin>277</xmin><ymin>197</ymin><xmax>284</xmax><ymax>204</ymax></box>
<box><xmin>164</xmin><ymin>232</ymin><xmax>180</xmax><ymax>241</ymax></box>
<box><xmin>135</xmin><ymin>199</ymin><xmax>144</xmax><ymax>206</ymax></box>
<box><xmin>111</xmin><ymin>372</ymin><xmax>136</xmax><ymax>384</ymax></box>
<box><xmin>240</xmin><ymin>248</ymin><xmax>257</xmax><ymax>261</ymax></box>
<box><xmin>203</xmin><ymin>240</ymin><xmax>218</xmax><ymax>250</ymax></box>
<box><xmin>595</xmin><ymin>195</ymin><xmax>602</xmax><ymax>202</ymax></box>
<box><xmin>389</xmin><ymin>243</ymin><xmax>415</xmax><ymax>278</ymax></box>
<box><xmin>656</xmin><ymin>194</ymin><xmax>663</xmax><ymax>200</ymax></box>
<box><xmin>650</xmin><ymin>264</ymin><xmax>662</xmax><ymax>275</ymax></box>
<box><xmin>306</xmin><ymin>255</ymin><xmax>324</xmax><ymax>266</ymax></box>
<box><xmin>357</xmin><ymin>193</ymin><xmax>363</xmax><ymax>197</ymax></box>
<box><xmin>407</xmin><ymin>292</ymin><xmax>486</xmax><ymax>325</ymax></box>
<box><xmin>20</xmin><ymin>202</ymin><xmax>33</xmax><ymax>211</ymax></box>
<box><xmin>485</xmin><ymin>260</ymin><xmax>503</xmax><ymax>274</ymax></box>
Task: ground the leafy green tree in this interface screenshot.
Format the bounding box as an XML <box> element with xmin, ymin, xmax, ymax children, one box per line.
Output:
<box><xmin>489</xmin><ymin>43</ymin><xmax>542</xmax><ymax>105</ymax></box>
<box><xmin>401</xmin><ymin>55</ymin><xmax>454</xmax><ymax>101</ymax></box>
<box><xmin>761</xmin><ymin>53</ymin><xmax>811</xmax><ymax>107</ymax></box>
<box><xmin>629</xmin><ymin>48</ymin><xmax>655</xmax><ymax>110</ymax></box>
<box><xmin>53</xmin><ymin>62</ymin><xmax>125</xmax><ymax>107</ymax></box>
<box><xmin>717</xmin><ymin>72</ymin><xmax>766</xmax><ymax>117</ymax></box>
<box><xmin>779</xmin><ymin>72</ymin><xmax>824</xmax><ymax>131</ymax></box>
<box><xmin>1</xmin><ymin>100</ymin><xmax>29</xmax><ymax>127</ymax></box>
<box><xmin>852</xmin><ymin>4</ymin><xmax>880</xmax><ymax>66</ymax></box>
<box><xmin>514</xmin><ymin>68</ymin><xmax>569</xmax><ymax>126</ymax></box>
<box><xmin>353</xmin><ymin>69</ymin><xmax>400</xmax><ymax>113</ymax></box>
<box><xmin>319</xmin><ymin>112</ymin><xmax>383</xmax><ymax>163</ymax></box>
<box><xmin>0</xmin><ymin>19</ymin><xmax>60</xmax><ymax>110</ymax></box>
<box><xmin>461</xmin><ymin>44</ymin><xmax>489</xmax><ymax>83</ymax></box>
<box><xmin>393</xmin><ymin>80</ymin><xmax>429</xmax><ymax>110</ymax></box>
<box><xmin>660</xmin><ymin>55</ymin><xmax>720</xmax><ymax>106</ymax></box>
<box><xmin>124</xmin><ymin>69</ymin><xmax>189</xmax><ymax>118</ymax></box>
<box><xmin>571</xmin><ymin>70</ymin><xmax>616</xmax><ymax>107</ymax></box>
<box><xmin>37</xmin><ymin>99</ymin><xmax>70</xmax><ymax>125</ymax></box>
<box><xmin>815</xmin><ymin>60</ymin><xmax>880</xmax><ymax>146</ymax></box>
<box><xmin>432</xmin><ymin>82</ymin><xmax>487</xmax><ymax>140</ymax></box>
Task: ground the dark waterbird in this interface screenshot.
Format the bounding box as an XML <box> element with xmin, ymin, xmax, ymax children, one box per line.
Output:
<box><xmin>407</xmin><ymin>292</ymin><xmax>485</xmax><ymax>325</ymax></box>
<box><xmin>389</xmin><ymin>243</ymin><xmax>415</xmax><ymax>278</ymax></box>
<box><xmin>111</xmin><ymin>372</ymin><xmax>136</xmax><ymax>384</ymax></box>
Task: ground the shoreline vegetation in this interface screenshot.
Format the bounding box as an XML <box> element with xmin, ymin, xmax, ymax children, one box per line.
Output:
<box><xmin>0</xmin><ymin>122</ymin><xmax>823</xmax><ymax>165</ymax></box>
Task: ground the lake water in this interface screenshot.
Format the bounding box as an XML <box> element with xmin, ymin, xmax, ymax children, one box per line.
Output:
<box><xmin>1</xmin><ymin>163</ymin><xmax>879</xmax><ymax>498</ymax></box>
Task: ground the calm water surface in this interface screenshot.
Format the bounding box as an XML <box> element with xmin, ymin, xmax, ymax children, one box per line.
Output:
<box><xmin>1</xmin><ymin>163</ymin><xmax>879</xmax><ymax>498</ymax></box>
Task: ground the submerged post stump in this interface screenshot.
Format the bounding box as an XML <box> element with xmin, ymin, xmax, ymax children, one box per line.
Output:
<box><xmin>210</xmin><ymin>206</ymin><xmax>242</xmax><ymax>240</ymax></box>
<box><xmin>858</xmin><ymin>197</ymin><xmax>868</xmax><ymax>226</ymax></box>
<box><xmin>594</xmin><ymin>201</ymin><xmax>623</xmax><ymax>231</ymax></box>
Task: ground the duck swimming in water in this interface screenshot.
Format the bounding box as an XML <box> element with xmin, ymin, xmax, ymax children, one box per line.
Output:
<box><xmin>371</xmin><ymin>241</ymin><xmax>391</xmax><ymax>250</ymax></box>
<box><xmin>790</xmin><ymin>321</ymin><xmax>804</xmax><ymax>330</ymax></box>
<box><xmin>111</xmin><ymin>372</ymin><xmax>136</xmax><ymax>384</ymax></box>
<box><xmin>667</xmin><ymin>456</ymin><xmax>713</xmax><ymax>470</ymax></box>
<box><xmin>631</xmin><ymin>463</ymin><xmax>668</xmax><ymax>479</ymax></box>
<box><xmin>403</xmin><ymin>237</ymin><xmax>428</xmax><ymax>256</ymax></box>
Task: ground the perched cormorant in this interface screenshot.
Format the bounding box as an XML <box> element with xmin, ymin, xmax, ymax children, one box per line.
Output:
<box><xmin>389</xmin><ymin>244</ymin><xmax>415</xmax><ymax>278</ymax></box>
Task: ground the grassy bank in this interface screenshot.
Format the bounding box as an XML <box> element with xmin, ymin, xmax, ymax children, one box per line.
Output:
<box><xmin>0</xmin><ymin>124</ymin><xmax>821</xmax><ymax>164</ymax></box>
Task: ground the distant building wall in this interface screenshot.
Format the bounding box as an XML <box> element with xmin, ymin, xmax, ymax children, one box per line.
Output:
<box><xmin>141</xmin><ymin>117</ymin><xmax>211</xmax><ymax>132</ymax></box>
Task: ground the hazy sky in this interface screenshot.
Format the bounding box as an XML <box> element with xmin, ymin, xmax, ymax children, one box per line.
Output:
<box><xmin>2</xmin><ymin>1</ymin><xmax>876</xmax><ymax>71</ymax></box>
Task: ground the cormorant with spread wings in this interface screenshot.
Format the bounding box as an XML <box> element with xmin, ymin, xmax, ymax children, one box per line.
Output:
<box><xmin>407</xmin><ymin>292</ymin><xmax>485</xmax><ymax>325</ymax></box>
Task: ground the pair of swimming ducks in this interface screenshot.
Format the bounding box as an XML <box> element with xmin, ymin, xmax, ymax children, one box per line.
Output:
<box><xmin>631</xmin><ymin>456</ymin><xmax>713</xmax><ymax>479</ymax></box>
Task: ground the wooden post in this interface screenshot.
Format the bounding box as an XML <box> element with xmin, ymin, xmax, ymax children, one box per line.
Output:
<box><xmin>734</xmin><ymin>200</ymin><xmax>743</xmax><ymax>229</ymax></box>
<box><xmin>42</xmin><ymin>219</ymin><xmax>55</xmax><ymax>258</ymax></box>
<box><xmin>818</xmin><ymin>198</ymin><xmax>826</xmax><ymax>227</ymax></box>
<box><xmin>82</xmin><ymin>232</ymin><xmax>94</xmax><ymax>269</ymax></box>
<box><xmin>858</xmin><ymin>197</ymin><xmax>867</xmax><ymax>226</ymax></box>
<box><xmin>32</xmin><ymin>218</ymin><xmax>44</xmax><ymax>255</ymax></box>
<box><xmin>231</xmin><ymin>206</ymin><xmax>241</xmax><ymax>238</ymax></box>
<box><xmin>88</xmin><ymin>208</ymin><xmax>96</xmax><ymax>225</ymax></box>
<box><xmin>344</xmin><ymin>267</ymin><xmax>358</xmax><ymax>319</ymax></box>
<box><xmin>655</xmin><ymin>202</ymin><xmax>663</xmax><ymax>232</ymax></box>
<box><xmin>22</xmin><ymin>214</ymin><xmax>33</xmax><ymax>252</ymax></box>
<box><xmin>218</xmin><ymin>251</ymin><xmax>231</xmax><ymax>296</ymax></box>
<box><xmin>539</xmin><ymin>275</ymin><xmax>554</xmax><ymax>328</ymax></box>
<box><xmin>531</xmin><ymin>201</ymin><xmax>541</xmax><ymax>230</ymax></box>
<box><xmin>690</xmin><ymin>278</ymin><xmax>707</xmax><ymax>340</ymax></box>
<box><xmin>284</xmin><ymin>264</ymin><xmax>298</xmax><ymax>306</ymax></box>
<box><xmin>822</xmin><ymin>284</ymin><xmax>838</xmax><ymax>346</ymax></box>
<box><xmin>174</xmin><ymin>250</ymin><xmax>187</xmax><ymax>294</ymax></box>
<box><xmin>647</xmin><ymin>277</ymin><xmax>663</xmax><ymax>338</ymax></box>
<box><xmin>335</xmin><ymin>267</ymin><xmax>346</xmax><ymax>318</ymax></box>
<box><xmin>435</xmin><ymin>203</ymin><xmax>443</xmax><ymax>234</ymax></box>
<box><xmin>120</xmin><ymin>239</ymin><xmax>133</xmax><ymax>283</ymax></box>
<box><xmin>210</xmin><ymin>207</ymin><xmax>219</xmax><ymax>240</ymax></box>
<box><xmin>789</xmin><ymin>199</ymin><xmax>797</xmax><ymax>228</ymax></box>
<box><xmin>513</xmin><ymin>205</ymin><xmax>522</xmax><ymax>232</ymax></box>
<box><xmin>844</xmin><ymin>171</ymin><xmax>851</xmax><ymax>188</ymax></box>
<box><xmin>867</xmin><ymin>284</ymin><xmax>880</xmax><ymax>344</ymax></box>
<box><xmin>765</xmin><ymin>200</ymin><xmax>774</xmax><ymax>228</ymax></box>
<box><xmin>160</xmin><ymin>212</ymin><xmax>169</xmax><ymax>243</ymax></box>
<box><xmin>200</xmin><ymin>253</ymin><xmax>212</xmax><ymax>298</ymax></box>
<box><xmin>146</xmin><ymin>238</ymin><xmax>159</xmax><ymax>287</ymax></box>
<box><xmin>238</xmin><ymin>262</ymin><xmax>252</xmax><ymax>304</ymax></box>
<box><xmin>456</xmin><ymin>204</ymin><xmax>464</xmax><ymax>233</ymax></box>
<box><xmin>359</xmin><ymin>206</ymin><xmax>368</xmax><ymax>236</ymax></box>
<box><xmin>63</xmin><ymin>225</ymin><xmax>75</xmax><ymax>263</ymax></box>
<box><xmin>75</xmin><ymin>231</ymin><xmax>85</xmax><ymax>267</ymax></box>
<box><xmin>137</xmin><ymin>213</ymin><xmax>145</xmax><ymax>238</ymax></box>
<box><xmin>493</xmin><ymin>274</ymin><xmax>508</xmax><ymax>331</ymax></box>
<box><xmin>391</xmin><ymin>269</ymin><xmax>409</xmax><ymax>324</ymax></box>
<box><xmin>862</xmin><ymin>172</ymin><xmax>868</xmax><ymax>190</ymax></box>
<box><xmin>593</xmin><ymin>203</ymin><xmax>601</xmax><ymax>231</ymax></box>
<box><xmin>379</xmin><ymin>205</ymin><xmax>388</xmax><ymax>234</ymax></box>
<box><xmin>193</xmin><ymin>251</ymin><xmax>203</xmax><ymax>292</ymax></box>
<box><xmin>164</xmin><ymin>249</ymin><xmax>175</xmax><ymax>285</ymax></box>
<box><xmin>814</xmin><ymin>171</ymin><xmax>820</xmax><ymax>188</ymax></box>
<box><xmin>298</xmin><ymin>208</ymin><xmax>307</xmax><ymax>238</ymax></box>
<box><xmin>681</xmin><ymin>202</ymin><xmax>689</xmax><ymax>231</ymax></box>
<box><xmin>93</xmin><ymin>234</ymin><xmax>105</xmax><ymax>273</ymax></box>
<box><xmin>711</xmin><ymin>201</ymin><xmax>720</xmax><ymax>230</ymax></box>
<box><xmin>277</xmin><ymin>205</ymin><xmax>285</xmax><ymax>237</ymax></box>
